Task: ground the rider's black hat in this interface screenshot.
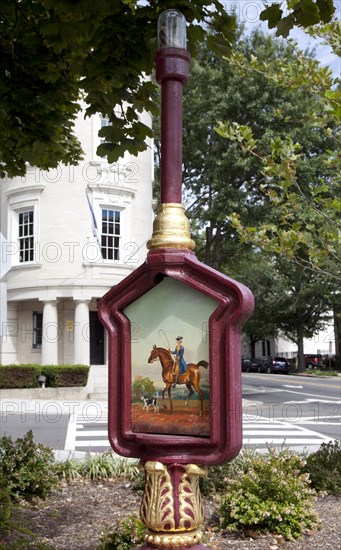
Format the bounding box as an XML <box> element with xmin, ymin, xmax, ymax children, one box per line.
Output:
<box><xmin>176</xmin><ymin>336</ymin><xmax>183</xmax><ymax>341</ymax></box>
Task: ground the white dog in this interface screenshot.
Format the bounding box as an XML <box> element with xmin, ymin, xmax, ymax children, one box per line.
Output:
<box><xmin>141</xmin><ymin>395</ymin><xmax>159</xmax><ymax>413</ymax></box>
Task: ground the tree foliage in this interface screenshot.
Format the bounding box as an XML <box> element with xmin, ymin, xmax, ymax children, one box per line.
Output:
<box><xmin>0</xmin><ymin>0</ymin><xmax>236</xmax><ymax>177</ymax></box>
<box><xmin>216</xmin><ymin>22</ymin><xmax>340</xmax><ymax>281</ymax></box>
<box><xmin>0</xmin><ymin>0</ymin><xmax>336</xmax><ymax>178</ymax></box>
<box><xmin>132</xmin><ymin>375</ymin><xmax>156</xmax><ymax>400</ymax></box>
<box><xmin>260</xmin><ymin>0</ymin><xmax>336</xmax><ymax>37</ymax></box>
<box><xmin>180</xmin><ymin>27</ymin><xmax>338</xmax><ymax>366</ymax></box>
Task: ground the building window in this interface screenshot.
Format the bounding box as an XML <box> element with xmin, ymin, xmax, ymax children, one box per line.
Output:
<box><xmin>101</xmin><ymin>208</ymin><xmax>121</xmax><ymax>260</ymax></box>
<box><xmin>262</xmin><ymin>340</ymin><xmax>271</xmax><ymax>356</ymax></box>
<box><xmin>99</xmin><ymin>116</ymin><xmax>112</xmax><ymax>144</ymax></box>
<box><xmin>19</xmin><ymin>210</ymin><xmax>34</xmax><ymax>263</ymax></box>
<box><xmin>32</xmin><ymin>311</ymin><xmax>43</xmax><ymax>348</ymax></box>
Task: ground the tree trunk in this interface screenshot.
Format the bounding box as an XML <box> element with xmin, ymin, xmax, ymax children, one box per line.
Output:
<box><xmin>205</xmin><ymin>226</ymin><xmax>213</xmax><ymax>266</ymax></box>
<box><xmin>297</xmin><ymin>333</ymin><xmax>305</xmax><ymax>372</ymax></box>
<box><xmin>250</xmin><ymin>337</ymin><xmax>257</xmax><ymax>359</ymax></box>
<box><xmin>334</xmin><ymin>303</ymin><xmax>341</xmax><ymax>355</ymax></box>
<box><xmin>212</xmin><ymin>224</ymin><xmax>223</xmax><ymax>270</ymax></box>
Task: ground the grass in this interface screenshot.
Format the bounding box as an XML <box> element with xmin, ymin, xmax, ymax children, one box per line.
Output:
<box><xmin>305</xmin><ymin>369</ymin><xmax>339</xmax><ymax>377</ymax></box>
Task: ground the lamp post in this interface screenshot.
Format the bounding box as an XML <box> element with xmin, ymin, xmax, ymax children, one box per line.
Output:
<box><xmin>147</xmin><ymin>9</ymin><xmax>194</xmax><ymax>251</ymax></box>
<box><xmin>98</xmin><ymin>9</ymin><xmax>254</xmax><ymax>550</ymax></box>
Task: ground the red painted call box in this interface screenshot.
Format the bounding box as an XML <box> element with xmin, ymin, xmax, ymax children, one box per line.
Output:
<box><xmin>99</xmin><ymin>248</ymin><xmax>254</xmax><ymax>466</ymax></box>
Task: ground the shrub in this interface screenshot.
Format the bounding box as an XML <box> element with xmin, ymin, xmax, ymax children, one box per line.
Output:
<box><xmin>0</xmin><ymin>364</ymin><xmax>89</xmax><ymax>388</ymax></box>
<box><xmin>0</xmin><ymin>473</ymin><xmax>12</xmax><ymax>527</ymax></box>
<box><xmin>303</xmin><ymin>440</ymin><xmax>341</xmax><ymax>495</ymax></box>
<box><xmin>0</xmin><ymin>365</ymin><xmax>41</xmax><ymax>389</ymax></box>
<box><xmin>0</xmin><ymin>431</ymin><xmax>59</xmax><ymax>500</ymax></box>
<box><xmin>200</xmin><ymin>451</ymin><xmax>251</xmax><ymax>496</ymax></box>
<box><xmin>219</xmin><ymin>447</ymin><xmax>320</xmax><ymax>540</ymax></box>
<box><xmin>323</xmin><ymin>355</ymin><xmax>341</xmax><ymax>371</ymax></box>
<box><xmin>55</xmin><ymin>457</ymin><xmax>84</xmax><ymax>481</ymax></box>
<box><xmin>41</xmin><ymin>364</ymin><xmax>89</xmax><ymax>387</ymax></box>
<box><xmin>82</xmin><ymin>453</ymin><xmax>140</xmax><ymax>481</ymax></box>
<box><xmin>99</xmin><ymin>513</ymin><xmax>145</xmax><ymax>550</ymax></box>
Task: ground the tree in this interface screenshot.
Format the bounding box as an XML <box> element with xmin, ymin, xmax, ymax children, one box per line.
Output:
<box><xmin>182</xmin><ymin>30</ymin><xmax>337</xmax><ymax>269</ymax></box>
<box><xmin>272</xmin><ymin>257</ymin><xmax>334</xmax><ymax>370</ymax></box>
<box><xmin>180</xmin><ymin>28</ymin><xmax>338</xmax><ymax>370</ymax></box>
<box><xmin>0</xmin><ymin>1</ymin><xmax>336</xmax><ymax>178</ymax></box>
<box><xmin>132</xmin><ymin>375</ymin><xmax>156</xmax><ymax>400</ymax></box>
<box><xmin>230</xmin><ymin>254</ymin><xmax>286</xmax><ymax>358</ymax></box>
<box><xmin>216</xmin><ymin>22</ymin><xmax>340</xmax><ymax>281</ymax></box>
<box><xmin>0</xmin><ymin>0</ymin><xmax>236</xmax><ymax>178</ymax></box>
<box><xmin>260</xmin><ymin>0</ymin><xmax>336</xmax><ymax>37</ymax></box>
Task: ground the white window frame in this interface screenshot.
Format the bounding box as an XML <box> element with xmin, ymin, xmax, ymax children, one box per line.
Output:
<box><xmin>18</xmin><ymin>209</ymin><xmax>35</xmax><ymax>263</ymax></box>
<box><xmin>6</xmin><ymin>185</ymin><xmax>44</xmax><ymax>266</ymax></box>
<box><xmin>87</xmin><ymin>172</ymin><xmax>135</xmax><ymax>265</ymax></box>
<box><xmin>32</xmin><ymin>311</ymin><xmax>43</xmax><ymax>348</ymax></box>
<box><xmin>101</xmin><ymin>207</ymin><xmax>122</xmax><ymax>261</ymax></box>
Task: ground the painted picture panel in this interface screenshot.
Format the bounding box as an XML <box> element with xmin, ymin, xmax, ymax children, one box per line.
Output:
<box><xmin>124</xmin><ymin>276</ymin><xmax>218</xmax><ymax>437</ymax></box>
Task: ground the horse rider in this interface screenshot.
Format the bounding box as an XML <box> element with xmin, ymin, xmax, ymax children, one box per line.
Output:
<box><xmin>170</xmin><ymin>336</ymin><xmax>188</xmax><ymax>388</ymax></box>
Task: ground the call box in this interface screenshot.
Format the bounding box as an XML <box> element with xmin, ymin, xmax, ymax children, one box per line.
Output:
<box><xmin>99</xmin><ymin>248</ymin><xmax>254</xmax><ymax>465</ymax></box>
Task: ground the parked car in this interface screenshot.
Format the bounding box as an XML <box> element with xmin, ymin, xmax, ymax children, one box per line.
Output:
<box><xmin>304</xmin><ymin>354</ymin><xmax>324</xmax><ymax>369</ymax></box>
<box><xmin>260</xmin><ymin>356</ymin><xmax>290</xmax><ymax>374</ymax></box>
<box><xmin>242</xmin><ymin>358</ymin><xmax>261</xmax><ymax>372</ymax></box>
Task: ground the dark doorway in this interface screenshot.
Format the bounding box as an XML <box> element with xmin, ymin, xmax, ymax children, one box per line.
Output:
<box><xmin>90</xmin><ymin>311</ymin><xmax>105</xmax><ymax>365</ymax></box>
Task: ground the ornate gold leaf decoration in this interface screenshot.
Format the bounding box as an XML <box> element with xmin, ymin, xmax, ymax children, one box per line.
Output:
<box><xmin>140</xmin><ymin>461</ymin><xmax>175</xmax><ymax>531</ymax></box>
<box><xmin>179</xmin><ymin>464</ymin><xmax>207</xmax><ymax>530</ymax></box>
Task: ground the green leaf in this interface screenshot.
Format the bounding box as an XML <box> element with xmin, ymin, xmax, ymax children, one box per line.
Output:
<box><xmin>316</xmin><ymin>0</ymin><xmax>336</xmax><ymax>23</ymax></box>
<box><xmin>294</xmin><ymin>0</ymin><xmax>321</xmax><ymax>27</ymax></box>
<box><xmin>260</xmin><ymin>4</ymin><xmax>283</xmax><ymax>28</ymax></box>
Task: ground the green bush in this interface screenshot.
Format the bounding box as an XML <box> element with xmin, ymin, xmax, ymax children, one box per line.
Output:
<box><xmin>0</xmin><ymin>364</ymin><xmax>89</xmax><ymax>388</ymax></box>
<box><xmin>303</xmin><ymin>440</ymin><xmax>341</xmax><ymax>495</ymax></box>
<box><xmin>0</xmin><ymin>431</ymin><xmax>59</xmax><ymax>500</ymax></box>
<box><xmin>323</xmin><ymin>355</ymin><xmax>341</xmax><ymax>371</ymax></box>
<box><xmin>219</xmin><ymin>447</ymin><xmax>320</xmax><ymax>540</ymax></box>
<box><xmin>0</xmin><ymin>473</ymin><xmax>12</xmax><ymax>527</ymax></box>
<box><xmin>99</xmin><ymin>513</ymin><xmax>145</xmax><ymax>550</ymax></box>
<box><xmin>200</xmin><ymin>452</ymin><xmax>250</xmax><ymax>497</ymax></box>
<box><xmin>55</xmin><ymin>457</ymin><xmax>84</xmax><ymax>481</ymax></box>
<box><xmin>41</xmin><ymin>364</ymin><xmax>89</xmax><ymax>387</ymax></box>
<box><xmin>82</xmin><ymin>453</ymin><xmax>140</xmax><ymax>481</ymax></box>
<box><xmin>0</xmin><ymin>365</ymin><xmax>41</xmax><ymax>389</ymax></box>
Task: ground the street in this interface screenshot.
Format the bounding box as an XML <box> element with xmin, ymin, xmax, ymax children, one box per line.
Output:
<box><xmin>242</xmin><ymin>373</ymin><xmax>341</xmax><ymax>447</ymax></box>
<box><xmin>0</xmin><ymin>373</ymin><xmax>340</xmax><ymax>454</ymax></box>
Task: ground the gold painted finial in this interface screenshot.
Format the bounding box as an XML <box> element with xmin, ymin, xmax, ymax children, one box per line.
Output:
<box><xmin>147</xmin><ymin>203</ymin><xmax>195</xmax><ymax>251</ymax></box>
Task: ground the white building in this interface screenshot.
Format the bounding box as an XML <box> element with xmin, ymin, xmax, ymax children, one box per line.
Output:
<box><xmin>0</xmin><ymin>108</ymin><xmax>154</xmax><ymax>393</ymax></box>
<box><xmin>277</xmin><ymin>321</ymin><xmax>336</xmax><ymax>358</ymax></box>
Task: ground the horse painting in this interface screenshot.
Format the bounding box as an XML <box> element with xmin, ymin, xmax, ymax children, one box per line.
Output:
<box><xmin>148</xmin><ymin>346</ymin><xmax>209</xmax><ymax>415</ymax></box>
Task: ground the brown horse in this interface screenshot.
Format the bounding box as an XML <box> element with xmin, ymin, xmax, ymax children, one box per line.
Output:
<box><xmin>148</xmin><ymin>346</ymin><xmax>208</xmax><ymax>415</ymax></box>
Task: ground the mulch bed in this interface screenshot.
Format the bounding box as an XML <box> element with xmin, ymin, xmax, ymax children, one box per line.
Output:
<box><xmin>1</xmin><ymin>479</ymin><xmax>340</xmax><ymax>549</ymax></box>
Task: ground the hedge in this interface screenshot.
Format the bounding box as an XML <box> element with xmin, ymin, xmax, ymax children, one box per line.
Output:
<box><xmin>41</xmin><ymin>365</ymin><xmax>89</xmax><ymax>387</ymax></box>
<box><xmin>0</xmin><ymin>364</ymin><xmax>89</xmax><ymax>389</ymax></box>
<box><xmin>0</xmin><ymin>364</ymin><xmax>41</xmax><ymax>389</ymax></box>
<box><xmin>323</xmin><ymin>355</ymin><xmax>341</xmax><ymax>371</ymax></box>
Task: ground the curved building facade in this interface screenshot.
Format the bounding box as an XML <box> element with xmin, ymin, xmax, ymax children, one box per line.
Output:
<box><xmin>0</xmin><ymin>108</ymin><xmax>154</xmax><ymax>379</ymax></box>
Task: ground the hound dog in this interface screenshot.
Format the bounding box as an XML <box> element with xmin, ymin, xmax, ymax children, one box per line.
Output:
<box><xmin>141</xmin><ymin>394</ymin><xmax>159</xmax><ymax>413</ymax></box>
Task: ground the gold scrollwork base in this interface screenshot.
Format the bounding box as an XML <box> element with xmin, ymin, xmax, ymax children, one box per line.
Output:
<box><xmin>140</xmin><ymin>461</ymin><xmax>208</xmax><ymax>548</ymax></box>
<box><xmin>144</xmin><ymin>528</ymin><xmax>202</xmax><ymax>548</ymax></box>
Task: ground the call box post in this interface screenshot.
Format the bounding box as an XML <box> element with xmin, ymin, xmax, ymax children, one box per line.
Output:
<box><xmin>99</xmin><ymin>10</ymin><xmax>254</xmax><ymax>549</ymax></box>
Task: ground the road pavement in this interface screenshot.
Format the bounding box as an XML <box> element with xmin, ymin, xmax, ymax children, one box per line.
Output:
<box><xmin>1</xmin><ymin>373</ymin><xmax>340</xmax><ymax>456</ymax></box>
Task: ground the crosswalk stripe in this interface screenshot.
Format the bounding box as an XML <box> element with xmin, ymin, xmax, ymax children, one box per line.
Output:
<box><xmin>243</xmin><ymin>438</ymin><xmax>333</xmax><ymax>445</ymax></box>
<box><xmin>66</xmin><ymin>412</ymin><xmax>334</xmax><ymax>452</ymax></box>
<box><xmin>75</xmin><ymin>440</ymin><xmax>110</xmax><ymax>446</ymax></box>
<box><xmin>76</xmin><ymin>430</ymin><xmax>108</xmax><ymax>437</ymax></box>
<box><xmin>243</xmin><ymin>430</ymin><xmax>317</xmax><ymax>435</ymax></box>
